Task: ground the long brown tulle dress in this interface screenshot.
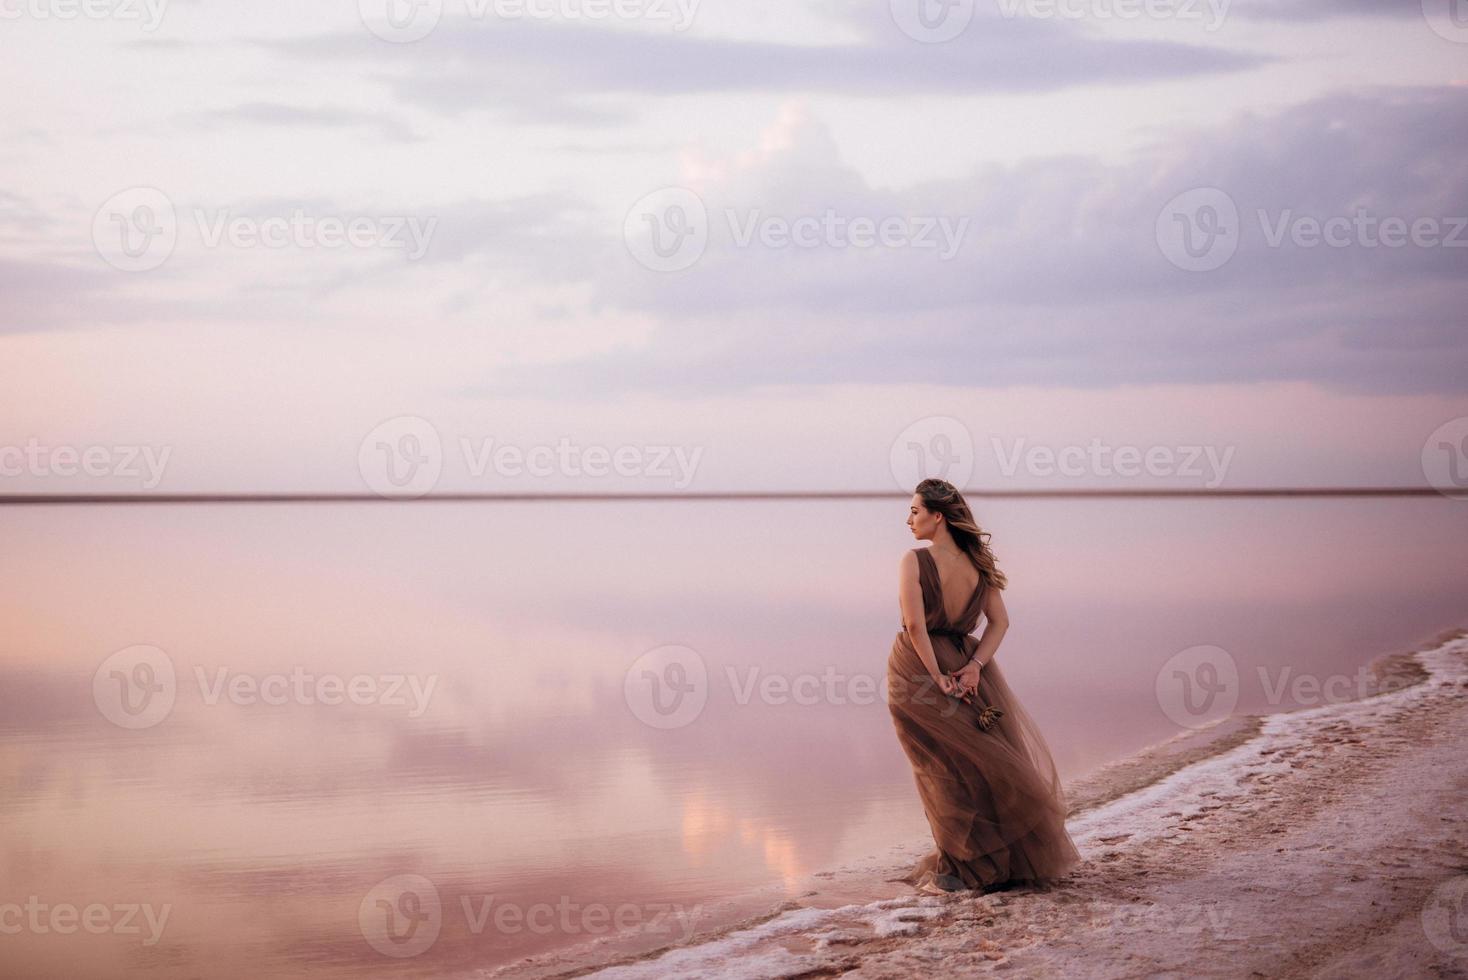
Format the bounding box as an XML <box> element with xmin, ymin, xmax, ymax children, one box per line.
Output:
<box><xmin>886</xmin><ymin>546</ymin><xmax>1083</xmax><ymax>893</ymax></box>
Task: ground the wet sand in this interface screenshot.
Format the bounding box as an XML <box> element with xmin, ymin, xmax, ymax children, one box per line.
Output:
<box><xmin>485</xmin><ymin>627</ymin><xmax>1468</xmax><ymax>979</ymax></box>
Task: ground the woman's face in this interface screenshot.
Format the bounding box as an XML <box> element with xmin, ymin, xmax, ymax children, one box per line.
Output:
<box><xmin>907</xmin><ymin>494</ymin><xmax>941</xmax><ymax>540</ymax></box>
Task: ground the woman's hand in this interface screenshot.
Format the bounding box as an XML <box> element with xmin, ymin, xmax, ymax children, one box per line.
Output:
<box><xmin>953</xmin><ymin>660</ymin><xmax>981</xmax><ymax>697</ymax></box>
<box><xmin>932</xmin><ymin>672</ymin><xmax>958</xmax><ymax>697</ymax></box>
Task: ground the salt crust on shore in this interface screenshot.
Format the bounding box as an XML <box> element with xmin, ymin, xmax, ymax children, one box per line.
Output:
<box><xmin>489</xmin><ymin>628</ymin><xmax>1468</xmax><ymax>980</ymax></box>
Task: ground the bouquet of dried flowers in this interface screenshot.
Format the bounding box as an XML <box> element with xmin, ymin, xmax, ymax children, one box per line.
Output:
<box><xmin>947</xmin><ymin>680</ymin><xmax>1005</xmax><ymax>731</ymax></box>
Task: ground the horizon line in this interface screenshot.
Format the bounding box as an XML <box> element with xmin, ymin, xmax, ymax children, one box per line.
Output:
<box><xmin>0</xmin><ymin>486</ymin><xmax>1450</xmax><ymax>505</ymax></box>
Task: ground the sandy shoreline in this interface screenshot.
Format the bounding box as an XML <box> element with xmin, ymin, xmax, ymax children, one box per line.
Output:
<box><xmin>487</xmin><ymin>627</ymin><xmax>1468</xmax><ymax>979</ymax></box>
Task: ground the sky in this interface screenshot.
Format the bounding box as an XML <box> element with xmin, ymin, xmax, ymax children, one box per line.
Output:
<box><xmin>1</xmin><ymin>0</ymin><xmax>1466</xmax><ymax>495</ymax></box>
<box><xmin>3</xmin><ymin>12</ymin><xmax>1468</xmax><ymax>971</ymax></box>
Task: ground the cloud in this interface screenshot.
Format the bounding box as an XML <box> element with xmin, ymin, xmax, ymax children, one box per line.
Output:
<box><xmin>447</xmin><ymin>86</ymin><xmax>1468</xmax><ymax>398</ymax></box>
<box><xmin>261</xmin><ymin>14</ymin><xmax>1267</xmax><ymax>119</ymax></box>
<box><xmin>1230</xmin><ymin>0</ymin><xmax>1425</xmax><ymax>20</ymax></box>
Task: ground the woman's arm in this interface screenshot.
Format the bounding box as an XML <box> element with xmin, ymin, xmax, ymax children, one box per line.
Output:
<box><xmin>967</xmin><ymin>586</ymin><xmax>1009</xmax><ymax>668</ymax></box>
<box><xmin>897</xmin><ymin>550</ymin><xmax>945</xmax><ymax>682</ymax></box>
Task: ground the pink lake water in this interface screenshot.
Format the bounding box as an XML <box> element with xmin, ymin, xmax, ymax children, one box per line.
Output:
<box><xmin>1</xmin><ymin>497</ymin><xmax>1465</xmax><ymax>977</ymax></box>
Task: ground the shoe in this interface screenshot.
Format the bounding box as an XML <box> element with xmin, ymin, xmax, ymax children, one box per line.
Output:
<box><xmin>918</xmin><ymin>873</ymin><xmax>966</xmax><ymax>895</ymax></box>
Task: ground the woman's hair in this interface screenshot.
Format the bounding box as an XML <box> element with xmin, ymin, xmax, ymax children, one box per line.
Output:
<box><xmin>914</xmin><ymin>478</ymin><xmax>1008</xmax><ymax>591</ymax></box>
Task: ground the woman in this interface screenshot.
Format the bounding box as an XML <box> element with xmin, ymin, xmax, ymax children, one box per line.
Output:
<box><xmin>886</xmin><ymin>478</ymin><xmax>1083</xmax><ymax>895</ymax></box>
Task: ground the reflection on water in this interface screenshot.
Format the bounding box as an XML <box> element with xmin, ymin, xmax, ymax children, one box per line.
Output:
<box><xmin>1</xmin><ymin>499</ymin><xmax>1464</xmax><ymax>977</ymax></box>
